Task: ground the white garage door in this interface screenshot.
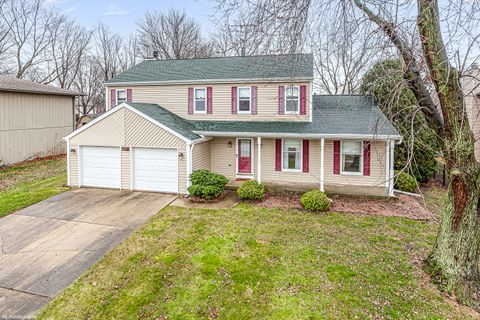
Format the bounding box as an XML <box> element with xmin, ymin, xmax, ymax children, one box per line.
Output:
<box><xmin>133</xmin><ymin>148</ymin><xmax>178</xmax><ymax>193</ymax></box>
<box><xmin>80</xmin><ymin>146</ymin><xmax>120</xmax><ymax>188</ymax></box>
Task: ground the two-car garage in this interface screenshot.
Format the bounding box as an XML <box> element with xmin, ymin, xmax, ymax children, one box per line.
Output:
<box><xmin>66</xmin><ymin>104</ymin><xmax>189</xmax><ymax>194</ymax></box>
<box><xmin>79</xmin><ymin>146</ymin><xmax>178</xmax><ymax>193</ymax></box>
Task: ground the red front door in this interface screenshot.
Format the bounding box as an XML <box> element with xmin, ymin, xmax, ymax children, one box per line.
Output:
<box><xmin>238</xmin><ymin>139</ymin><xmax>252</xmax><ymax>174</ymax></box>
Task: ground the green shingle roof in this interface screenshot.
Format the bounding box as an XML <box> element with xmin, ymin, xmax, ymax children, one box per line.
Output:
<box><xmin>127</xmin><ymin>96</ymin><xmax>400</xmax><ymax>142</ymax></box>
<box><xmin>127</xmin><ymin>103</ymin><xmax>201</xmax><ymax>141</ymax></box>
<box><xmin>106</xmin><ymin>54</ymin><xmax>313</xmax><ymax>84</ymax></box>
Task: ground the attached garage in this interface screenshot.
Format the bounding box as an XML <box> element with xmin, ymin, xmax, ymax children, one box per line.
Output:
<box><xmin>80</xmin><ymin>146</ymin><xmax>121</xmax><ymax>188</ymax></box>
<box><xmin>65</xmin><ymin>103</ymin><xmax>201</xmax><ymax>194</ymax></box>
<box><xmin>132</xmin><ymin>147</ymin><xmax>178</xmax><ymax>193</ymax></box>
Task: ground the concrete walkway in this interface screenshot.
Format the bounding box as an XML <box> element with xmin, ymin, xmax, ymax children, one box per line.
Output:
<box><xmin>0</xmin><ymin>188</ymin><xmax>176</xmax><ymax>319</ymax></box>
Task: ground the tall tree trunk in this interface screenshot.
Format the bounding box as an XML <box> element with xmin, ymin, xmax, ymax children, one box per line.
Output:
<box><xmin>354</xmin><ymin>0</ymin><xmax>480</xmax><ymax>309</ymax></box>
<box><xmin>417</xmin><ymin>0</ymin><xmax>480</xmax><ymax>308</ymax></box>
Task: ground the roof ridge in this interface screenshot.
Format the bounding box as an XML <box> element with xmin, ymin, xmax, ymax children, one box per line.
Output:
<box><xmin>143</xmin><ymin>53</ymin><xmax>313</xmax><ymax>63</ymax></box>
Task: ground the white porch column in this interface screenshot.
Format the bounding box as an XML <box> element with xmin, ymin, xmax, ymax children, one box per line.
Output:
<box><xmin>389</xmin><ymin>140</ymin><xmax>395</xmax><ymax>196</ymax></box>
<box><xmin>385</xmin><ymin>140</ymin><xmax>390</xmax><ymax>191</ymax></box>
<box><xmin>257</xmin><ymin>137</ymin><xmax>262</xmax><ymax>183</ymax></box>
<box><xmin>320</xmin><ymin>138</ymin><xmax>325</xmax><ymax>192</ymax></box>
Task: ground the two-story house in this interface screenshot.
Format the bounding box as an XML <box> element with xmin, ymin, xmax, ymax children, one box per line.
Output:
<box><xmin>64</xmin><ymin>54</ymin><xmax>401</xmax><ymax>197</ymax></box>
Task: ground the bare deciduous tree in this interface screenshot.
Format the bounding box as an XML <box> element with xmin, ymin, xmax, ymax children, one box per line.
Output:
<box><xmin>73</xmin><ymin>55</ymin><xmax>105</xmax><ymax>116</ymax></box>
<box><xmin>0</xmin><ymin>0</ymin><xmax>64</xmax><ymax>79</ymax></box>
<box><xmin>136</xmin><ymin>9</ymin><xmax>212</xmax><ymax>59</ymax></box>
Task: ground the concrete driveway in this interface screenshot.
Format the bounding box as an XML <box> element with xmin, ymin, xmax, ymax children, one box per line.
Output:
<box><xmin>0</xmin><ymin>188</ymin><xmax>176</xmax><ymax>319</ymax></box>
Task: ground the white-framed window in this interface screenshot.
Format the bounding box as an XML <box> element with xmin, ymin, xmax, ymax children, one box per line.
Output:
<box><xmin>282</xmin><ymin>139</ymin><xmax>302</xmax><ymax>171</ymax></box>
<box><xmin>117</xmin><ymin>89</ymin><xmax>127</xmax><ymax>105</ymax></box>
<box><xmin>238</xmin><ymin>87</ymin><xmax>251</xmax><ymax>113</ymax></box>
<box><xmin>194</xmin><ymin>88</ymin><xmax>206</xmax><ymax>113</ymax></box>
<box><xmin>285</xmin><ymin>85</ymin><xmax>299</xmax><ymax>114</ymax></box>
<box><xmin>341</xmin><ymin>141</ymin><xmax>363</xmax><ymax>174</ymax></box>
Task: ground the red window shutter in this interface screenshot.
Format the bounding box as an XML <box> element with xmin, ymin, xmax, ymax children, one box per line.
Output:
<box><xmin>275</xmin><ymin>139</ymin><xmax>282</xmax><ymax>171</ymax></box>
<box><xmin>303</xmin><ymin>140</ymin><xmax>309</xmax><ymax>173</ymax></box>
<box><xmin>278</xmin><ymin>86</ymin><xmax>285</xmax><ymax>115</ymax></box>
<box><xmin>188</xmin><ymin>87</ymin><xmax>194</xmax><ymax>115</ymax></box>
<box><xmin>110</xmin><ymin>89</ymin><xmax>116</xmax><ymax>108</ymax></box>
<box><xmin>363</xmin><ymin>141</ymin><xmax>371</xmax><ymax>176</ymax></box>
<box><xmin>207</xmin><ymin>86</ymin><xmax>213</xmax><ymax>114</ymax></box>
<box><xmin>126</xmin><ymin>89</ymin><xmax>132</xmax><ymax>103</ymax></box>
<box><xmin>231</xmin><ymin>86</ymin><xmax>237</xmax><ymax>114</ymax></box>
<box><xmin>333</xmin><ymin>140</ymin><xmax>341</xmax><ymax>174</ymax></box>
<box><xmin>251</xmin><ymin>86</ymin><xmax>257</xmax><ymax>115</ymax></box>
<box><xmin>300</xmin><ymin>85</ymin><xmax>307</xmax><ymax>115</ymax></box>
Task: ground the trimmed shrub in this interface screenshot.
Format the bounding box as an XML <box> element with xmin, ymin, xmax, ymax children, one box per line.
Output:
<box><xmin>237</xmin><ymin>180</ymin><xmax>265</xmax><ymax>201</ymax></box>
<box><xmin>300</xmin><ymin>190</ymin><xmax>330</xmax><ymax>211</ymax></box>
<box><xmin>187</xmin><ymin>170</ymin><xmax>229</xmax><ymax>200</ymax></box>
<box><xmin>394</xmin><ymin>170</ymin><xmax>418</xmax><ymax>193</ymax></box>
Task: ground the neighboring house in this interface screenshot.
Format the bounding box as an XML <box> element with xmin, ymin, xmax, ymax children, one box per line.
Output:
<box><xmin>464</xmin><ymin>65</ymin><xmax>480</xmax><ymax>161</ymax></box>
<box><xmin>0</xmin><ymin>76</ymin><xmax>81</xmax><ymax>165</ymax></box>
<box><xmin>77</xmin><ymin>113</ymin><xmax>101</xmax><ymax>128</ymax></box>
<box><xmin>65</xmin><ymin>54</ymin><xmax>401</xmax><ymax>197</ymax></box>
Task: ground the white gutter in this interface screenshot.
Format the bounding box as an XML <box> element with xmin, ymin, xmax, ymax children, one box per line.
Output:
<box><xmin>104</xmin><ymin>77</ymin><xmax>314</xmax><ymax>87</ymax></box>
<box><xmin>193</xmin><ymin>131</ymin><xmax>403</xmax><ymax>141</ymax></box>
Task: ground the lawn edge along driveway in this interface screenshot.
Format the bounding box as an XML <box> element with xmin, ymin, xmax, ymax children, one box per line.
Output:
<box><xmin>0</xmin><ymin>188</ymin><xmax>176</xmax><ymax>320</ymax></box>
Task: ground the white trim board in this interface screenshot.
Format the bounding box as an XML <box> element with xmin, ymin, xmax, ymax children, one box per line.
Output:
<box><xmin>193</xmin><ymin>131</ymin><xmax>403</xmax><ymax>141</ymax></box>
<box><xmin>64</xmin><ymin>103</ymin><xmax>193</xmax><ymax>144</ymax></box>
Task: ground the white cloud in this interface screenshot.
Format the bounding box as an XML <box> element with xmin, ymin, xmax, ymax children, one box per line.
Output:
<box><xmin>103</xmin><ymin>2</ymin><xmax>129</xmax><ymax>16</ymax></box>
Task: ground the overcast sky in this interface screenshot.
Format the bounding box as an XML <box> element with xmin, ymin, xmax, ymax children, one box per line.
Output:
<box><xmin>46</xmin><ymin>0</ymin><xmax>216</xmax><ymax>35</ymax></box>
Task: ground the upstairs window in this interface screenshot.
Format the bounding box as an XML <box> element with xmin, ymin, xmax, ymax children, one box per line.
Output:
<box><xmin>285</xmin><ymin>85</ymin><xmax>299</xmax><ymax>114</ymax></box>
<box><xmin>117</xmin><ymin>90</ymin><xmax>127</xmax><ymax>105</ymax></box>
<box><xmin>194</xmin><ymin>88</ymin><xmax>206</xmax><ymax>113</ymax></box>
<box><xmin>282</xmin><ymin>139</ymin><xmax>302</xmax><ymax>171</ymax></box>
<box><xmin>341</xmin><ymin>141</ymin><xmax>362</xmax><ymax>174</ymax></box>
<box><xmin>238</xmin><ymin>87</ymin><xmax>251</xmax><ymax>113</ymax></box>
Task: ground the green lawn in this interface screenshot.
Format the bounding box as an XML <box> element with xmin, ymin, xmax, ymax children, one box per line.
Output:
<box><xmin>37</xmin><ymin>189</ymin><xmax>477</xmax><ymax>320</ymax></box>
<box><xmin>0</xmin><ymin>157</ymin><xmax>69</xmax><ymax>217</ymax></box>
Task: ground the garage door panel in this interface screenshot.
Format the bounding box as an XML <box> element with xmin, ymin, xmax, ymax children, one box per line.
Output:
<box><xmin>81</xmin><ymin>146</ymin><xmax>120</xmax><ymax>188</ymax></box>
<box><xmin>133</xmin><ymin>148</ymin><xmax>178</xmax><ymax>193</ymax></box>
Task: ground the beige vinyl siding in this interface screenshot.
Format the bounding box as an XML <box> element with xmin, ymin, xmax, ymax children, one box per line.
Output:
<box><xmin>177</xmin><ymin>147</ymin><xmax>187</xmax><ymax>194</ymax></box>
<box><xmin>108</xmin><ymin>82</ymin><xmax>311</xmax><ymax>122</ymax></box>
<box><xmin>69</xmin><ymin>147</ymin><xmax>78</xmax><ymax>186</ymax></box>
<box><xmin>0</xmin><ymin>92</ymin><xmax>74</xmax><ymax>165</ymax></box>
<box><xmin>68</xmin><ymin>106</ymin><xmax>187</xmax><ymax>193</ymax></box>
<box><xmin>210</xmin><ymin>137</ymin><xmax>259</xmax><ymax>183</ymax></box>
<box><xmin>208</xmin><ymin>137</ymin><xmax>388</xmax><ymax>195</ymax></box>
<box><xmin>261</xmin><ymin>138</ymin><xmax>320</xmax><ymax>189</ymax></box>
<box><xmin>211</xmin><ymin>138</ymin><xmax>237</xmax><ymax>181</ymax></box>
<box><xmin>192</xmin><ymin>140</ymin><xmax>211</xmax><ymax>171</ymax></box>
<box><xmin>125</xmin><ymin>109</ymin><xmax>185</xmax><ymax>147</ymax></box>
<box><xmin>70</xmin><ymin>108</ymin><xmax>125</xmax><ymax>146</ymax></box>
<box><xmin>323</xmin><ymin>140</ymin><xmax>387</xmax><ymax>188</ymax></box>
<box><xmin>121</xmin><ymin>149</ymin><xmax>130</xmax><ymax>189</ymax></box>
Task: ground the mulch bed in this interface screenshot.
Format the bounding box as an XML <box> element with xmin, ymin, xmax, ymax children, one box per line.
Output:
<box><xmin>0</xmin><ymin>154</ymin><xmax>66</xmax><ymax>170</ymax></box>
<box><xmin>255</xmin><ymin>190</ymin><xmax>433</xmax><ymax>221</ymax></box>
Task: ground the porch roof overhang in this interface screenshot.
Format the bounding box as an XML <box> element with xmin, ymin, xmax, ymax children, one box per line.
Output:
<box><xmin>193</xmin><ymin>131</ymin><xmax>402</xmax><ymax>141</ymax></box>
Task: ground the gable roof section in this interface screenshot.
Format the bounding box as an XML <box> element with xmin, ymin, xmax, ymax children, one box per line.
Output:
<box><xmin>64</xmin><ymin>102</ymin><xmax>200</xmax><ymax>142</ymax></box>
<box><xmin>105</xmin><ymin>54</ymin><xmax>313</xmax><ymax>85</ymax></box>
<box><xmin>192</xmin><ymin>95</ymin><xmax>401</xmax><ymax>139</ymax></box>
<box><xmin>127</xmin><ymin>103</ymin><xmax>201</xmax><ymax>141</ymax></box>
<box><xmin>0</xmin><ymin>75</ymin><xmax>82</xmax><ymax>96</ymax></box>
